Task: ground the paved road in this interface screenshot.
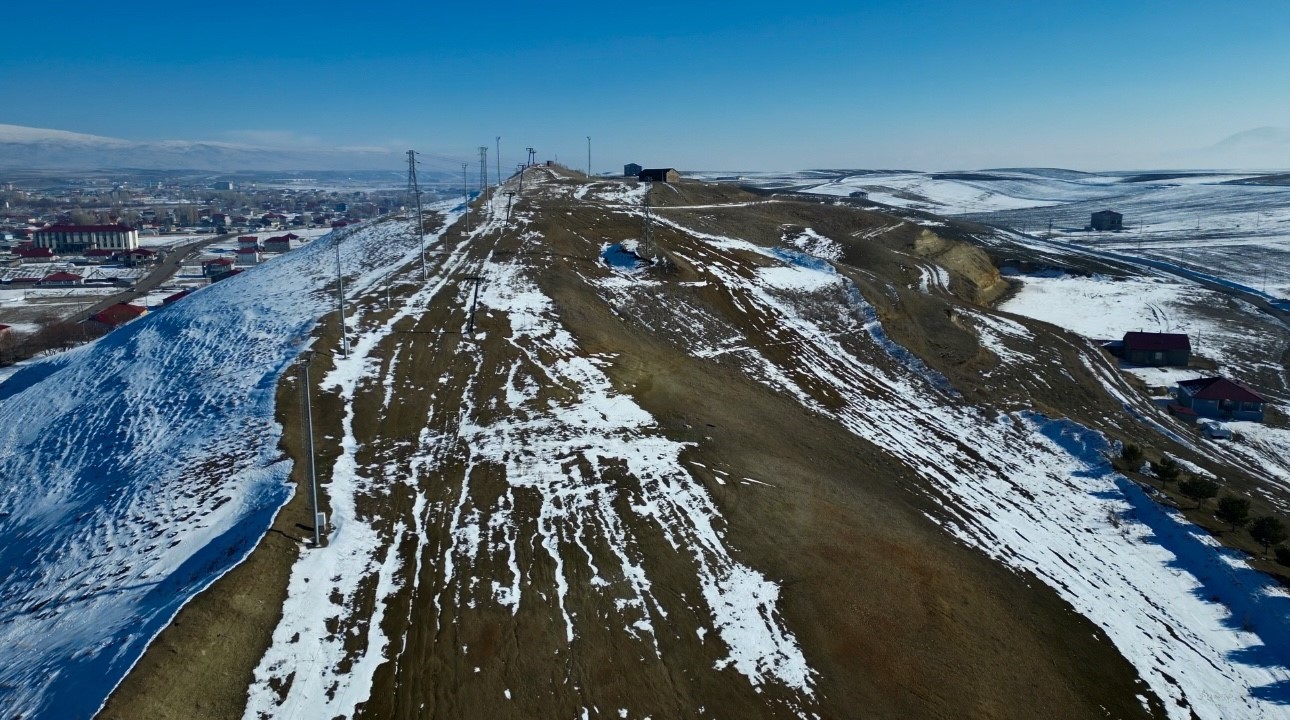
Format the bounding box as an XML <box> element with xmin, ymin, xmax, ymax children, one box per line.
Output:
<box><xmin>72</xmin><ymin>234</ymin><xmax>232</xmax><ymax>321</ymax></box>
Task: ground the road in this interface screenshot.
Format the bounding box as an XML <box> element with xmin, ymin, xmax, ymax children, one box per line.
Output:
<box><xmin>71</xmin><ymin>233</ymin><xmax>232</xmax><ymax>321</ymax></box>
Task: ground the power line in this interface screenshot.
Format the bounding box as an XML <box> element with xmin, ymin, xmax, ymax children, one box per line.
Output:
<box><xmin>462</xmin><ymin>163</ymin><xmax>471</xmax><ymax>234</ymax></box>
<box><xmin>406</xmin><ymin>150</ymin><xmax>426</xmax><ymax>280</ymax></box>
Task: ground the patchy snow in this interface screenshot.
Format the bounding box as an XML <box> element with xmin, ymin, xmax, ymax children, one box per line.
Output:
<box><xmin>0</xmin><ymin>213</ymin><xmax>445</xmax><ymax>720</ymax></box>
<box><xmin>756</xmin><ymin>266</ymin><xmax>840</xmax><ymax>293</ymax></box>
<box><xmin>781</xmin><ymin>227</ymin><xmax>843</xmax><ymax>261</ymax></box>
<box><xmin>646</xmin><ymin>212</ymin><xmax>1290</xmax><ymax>719</ymax></box>
<box><xmin>453</xmin><ymin>253</ymin><xmax>815</xmax><ymax>696</ymax></box>
<box><xmin>243</xmin><ymin>205</ymin><xmax>464</xmax><ymax>719</ymax></box>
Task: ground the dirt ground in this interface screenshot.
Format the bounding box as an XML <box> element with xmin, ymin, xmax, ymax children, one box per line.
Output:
<box><xmin>100</xmin><ymin>173</ymin><xmax>1188</xmax><ymax>719</ymax></box>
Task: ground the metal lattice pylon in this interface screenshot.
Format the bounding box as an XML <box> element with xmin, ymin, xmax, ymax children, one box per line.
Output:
<box><xmin>640</xmin><ymin>193</ymin><xmax>657</xmax><ymax>259</ymax></box>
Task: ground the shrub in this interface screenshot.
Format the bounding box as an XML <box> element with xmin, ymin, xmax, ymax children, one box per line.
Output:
<box><xmin>1275</xmin><ymin>546</ymin><xmax>1290</xmax><ymax>567</ymax></box>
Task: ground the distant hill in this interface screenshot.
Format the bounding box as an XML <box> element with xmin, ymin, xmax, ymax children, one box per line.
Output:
<box><xmin>1167</xmin><ymin>126</ymin><xmax>1290</xmax><ymax>170</ymax></box>
<box><xmin>0</xmin><ymin>124</ymin><xmax>451</xmax><ymax>175</ymax></box>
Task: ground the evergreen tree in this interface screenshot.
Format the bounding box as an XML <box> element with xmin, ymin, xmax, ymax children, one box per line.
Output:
<box><xmin>1249</xmin><ymin>516</ymin><xmax>1288</xmax><ymax>556</ymax></box>
<box><xmin>1179</xmin><ymin>477</ymin><xmax>1218</xmax><ymax>508</ymax></box>
<box><xmin>1120</xmin><ymin>443</ymin><xmax>1144</xmax><ymax>469</ymax></box>
<box><xmin>1150</xmin><ymin>457</ymin><xmax>1181</xmax><ymax>484</ymax></box>
<box><xmin>1215</xmin><ymin>495</ymin><xmax>1251</xmax><ymax>531</ymax></box>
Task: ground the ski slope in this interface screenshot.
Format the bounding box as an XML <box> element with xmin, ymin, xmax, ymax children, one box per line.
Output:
<box><xmin>0</xmin><ymin>210</ymin><xmax>450</xmax><ymax>720</ymax></box>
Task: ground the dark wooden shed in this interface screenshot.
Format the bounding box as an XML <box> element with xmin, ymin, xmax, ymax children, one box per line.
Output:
<box><xmin>1091</xmin><ymin>210</ymin><xmax>1123</xmax><ymax>231</ymax></box>
<box><xmin>638</xmin><ymin>168</ymin><xmax>680</xmax><ymax>183</ymax></box>
<box><xmin>1122</xmin><ymin>331</ymin><xmax>1190</xmax><ymax>366</ymax></box>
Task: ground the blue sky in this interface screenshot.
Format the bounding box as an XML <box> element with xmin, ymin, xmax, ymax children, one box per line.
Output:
<box><xmin>4</xmin><ymin>0</ymin><xmax>1289</xmax><ymax>170</ymax></box>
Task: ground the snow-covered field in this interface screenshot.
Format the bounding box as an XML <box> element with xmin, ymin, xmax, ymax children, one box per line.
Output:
<box><xmin>698</xmin><ymin>168</ymin><xmax>1290</xmax><ymax>300</ymax></box>
<box><xmin>0</xmin><ymin>211</ymin><xmax>448</xmax><ymax>720</ymax></box>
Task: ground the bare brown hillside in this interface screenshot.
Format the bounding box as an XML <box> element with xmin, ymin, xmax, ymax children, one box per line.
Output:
<box><xmin>104</xmin><ymin>169</ymin><xmax>1194</xmax><ymax>720</ymax></box>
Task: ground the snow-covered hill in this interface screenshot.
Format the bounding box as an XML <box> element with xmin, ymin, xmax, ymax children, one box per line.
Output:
<box><xmin>0</xmin><ymin>210</ymin><xmax>454</xmax><ymax>719</ymax></box>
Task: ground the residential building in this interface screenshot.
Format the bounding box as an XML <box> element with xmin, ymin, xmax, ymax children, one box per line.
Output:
<box><xmin>235</xmin><ymin>247</ymin><xmax>262</xmax><ymax>266</ymax></box>
<box><xmin>263</xmin><ymin>234</ymin><xmax>300</xmax><ymax>253</ymax></box>
<box><xmin>40</xmin><ymin>271</ymin><xmax>83</xmax><ymax>287</ymax></box>
<box><xmin>202</xmin><ymin>257</ymin><xmax>235</xmax><ymax>277</ymax></box>
<box><xmin>1174</xmin><ymin>377</ymin><xmax>1268</xmax><ymax>422</ymax></box>
<box><xmin>88</xmin><ymin>303</ymin><xmax>147</xmax><ymax>330</ymax></box>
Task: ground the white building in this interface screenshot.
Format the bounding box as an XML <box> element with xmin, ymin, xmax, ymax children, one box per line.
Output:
<box><xmin>33</xmin><ymin>224</ymin><xmax>139</xmax><ymax>253</ymax></box>
<box><xmin>234</xmin><ymin>247</ymin><xmax>262</xmax><ymax>266</ymax></box>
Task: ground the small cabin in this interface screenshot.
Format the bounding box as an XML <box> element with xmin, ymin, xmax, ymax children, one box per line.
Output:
<box><xmin>638</xmin><ymin>168</ymin><xmax>680</xmax><ymax>183</ymax></box>
<box><xmin>1122</xmin><ymin>331</ymin><xmax>1190</xmax><ymax>367</ymax></box>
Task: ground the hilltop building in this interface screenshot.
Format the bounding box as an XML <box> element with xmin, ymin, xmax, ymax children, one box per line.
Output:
<box><xmin>624</xmin><ymin>163</ymin><xmax>643</xmax><ymax>177</ymax></box>
<box><xmin>33</xmin><ymin>224</ymin><xmax>139</xmax><ymax>253</ymax></box>
<box><xmin>1090</xmin><ymin>210</ymin><xmax>1123</xmax><ymax>232</ymax></box>
<box><xmin>638</xmin><ymin>168</ymin><xmax>680</xmax><ymax>183</ymax></box>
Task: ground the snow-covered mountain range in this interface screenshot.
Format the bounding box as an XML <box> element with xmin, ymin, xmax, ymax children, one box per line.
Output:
<box><xmin>0</xmin><ymin>124</ymin><xmax>413</xmax><ymax>172</ymax></box>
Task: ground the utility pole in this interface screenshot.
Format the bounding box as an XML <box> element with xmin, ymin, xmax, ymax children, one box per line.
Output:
<box><xmin>495</xmin><ymin>136</ymin><xmax>501</xmax><ymax>186</ymax></box>
<box><xmin>298</xmin><ymin>352</ymin><xmax>323</xmax><ymax>547</ymax></box>
<box><xmin>505</xmin><ymin>191</ymin><xmax>516</xmax><ymax>223</ymax></box>
<box><xmin>462</xmin><ymin>163</ymin><xmax>471</xmax><ymax>234</ymax></box>
<box><xmin>586</xmin><ymin>136</ymin><xmax>591</xmax><ymax>178</ymax></box>
<box><xmin>479</xmin><ymin>146</ymin><xmax>489</xmax><ymax>193</ymax></box>
<box><xmin>462</xmin><ymin>275</ymin><xmax>483</xmax><ymax>336</ymax></box>
<box><xmin>336</xmin><ymin>238</ymin><xmax>349</xmax><ymax>358</ymax></box>
<box><xmin>407</xmin><ymin>150</ymin><xmax>426</xmax><ymax>280</ymax></box>
<box><xmin>518</xmin><ymin>162</ymin><xmax>527</xmax><ymax>193</ymax></box>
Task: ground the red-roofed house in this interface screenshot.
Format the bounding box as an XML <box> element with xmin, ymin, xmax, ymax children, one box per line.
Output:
<box><xmin>263</xmin><ymin>235</ymin><xmax>298</xmax><ymax>253</ymax></box>
<box><xmin>237</xmin><ymin>235</ymin><xmax>260</xmax><ymax>248</ymax></box>
<box><xmin>40</xmin><ymin>271</ymin><xmax>83</xmax><ymax>286</ymax></box>
<box><xmin>83</xmin><ymin>248</ymin><xmax>117</xmax><ymax>262</ymax></box>
<box><xmin>202</xmin><ymin>257</ymin><xmax>235</xmax><ymax>277</ymax></box>
<box><xmin>15</xmin><ymin>246</ymin><xmax>56</xmax><ymax>262</ymax></box>
<box><xmin>235</xmin><ymin>246</ymin><xmax>262</xmax><ymax>266</ymax></box>
<box><xmin>162</xmin><ymin>289</ymin><xmax>192</xmax><ymax>305</ymax></box>
<box><xmin>124</xmin><ymin>248</ymin><xmax>158</xmax><ymax>267</ymax></box>
<box><xmin>1175</xmin><ymin>377</ymin><xmax>1268</xmax><ymax>422</ymax></box>
<box><xmin>1122</xmin><ymin>332</ymin><xmax>1191</xmax><ymax>367</ymax></box>
<box><xmin>88</xmin><ymin>303</ymin><xmax>147</xmax><ymax>330</ymax></box>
